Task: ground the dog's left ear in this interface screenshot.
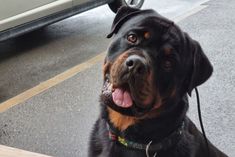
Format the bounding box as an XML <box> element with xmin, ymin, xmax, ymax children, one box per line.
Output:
<box><xmin>107</xmin><ymin>6</ymin><xmax>140</xmax><ymax>38</ymax></box>
<box><xmin>186</xmin><ymin>35</ymin><xmax>213</xmax><ymax>96</ymax></box>
<box><xmin>107</xmin><ymin>7</ymin><xmax>155</xmax><ymax>38</ymax></box>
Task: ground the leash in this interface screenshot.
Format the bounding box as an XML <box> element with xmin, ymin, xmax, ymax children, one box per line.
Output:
<box><xmin>195</xmin><ymin>88</ymin><xmax>210</xmax><ymax>157</ymax></box>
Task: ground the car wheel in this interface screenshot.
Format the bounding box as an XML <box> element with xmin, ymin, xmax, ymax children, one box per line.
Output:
<box><xmin>108</xmin><ymin>0</ymin><xmax>145</xmax><ymax>13</ymax></box>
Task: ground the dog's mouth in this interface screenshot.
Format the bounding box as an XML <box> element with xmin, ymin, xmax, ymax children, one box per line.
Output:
<box><xmin>112</xmin><ymin>83</ymin><xmax>133</xmax><ymax>108</ymax></box>
<box><xmin>102</xmin><ymin>80</ymin><xmax>133</xmax><ymax>108</ymax></box>
<box><xmin>101</xmin><ymin>72</ymin><xmax>157</xmax><ymax>117</ymax></box>
<box><xmin>103</xmin><ymin>79</ymin><xmax>153</xmax><ymax>108</ymax></box>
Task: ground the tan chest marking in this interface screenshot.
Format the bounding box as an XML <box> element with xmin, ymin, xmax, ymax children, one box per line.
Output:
<box><xmin>108</xmin><ymin>107</ymin><xmax>138</xmax><ymax>131</ymax></box>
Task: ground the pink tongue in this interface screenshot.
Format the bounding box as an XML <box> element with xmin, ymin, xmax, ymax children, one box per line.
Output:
<box><xmin>112</xmin><ymin>88</ymin><xmax>133</xmax><ymax>108</ymax></box>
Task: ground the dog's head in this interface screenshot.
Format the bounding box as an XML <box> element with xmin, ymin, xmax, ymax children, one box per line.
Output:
<box><xmin>101</xmin><ymin>7</ymin><xmax>213</xmax><ymax>118</ymax></box>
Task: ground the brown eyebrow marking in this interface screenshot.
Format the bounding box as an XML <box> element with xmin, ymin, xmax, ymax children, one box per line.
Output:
<box><xmin>144</xmin><ymin>31</ymin><xmax>151</xmax><ymax>39</ymax></box>
<box><xmin>164</xmin><ymin>47</ymin><xmax>173</xmax><ymax>55</ymax></box>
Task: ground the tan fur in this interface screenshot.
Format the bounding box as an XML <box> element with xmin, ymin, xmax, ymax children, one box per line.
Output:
<box><xmin>110</xmin><ymin>52</ymin><xmax>129</xmax><ymax>86</ymax></box>
<box><xmin>103</xmin><ymin>61</ymin><xmax>112</xmax><ymax>78</ymax></box>
<box><xmin>108</xmin><ymin>107</ymin><xmax>138</xmax><ymax>131</ymax></box>
<box><xmin>144</xmin><ymin>31</ymin><xmax>151</xmax><ymax>39</ymax></box>
<box><xmin>164</xmin><ymin>47</ymin><xmax>172</xmax><ymax>55</ymax></box>
<box><xmin>141</xmin><ymin>98</ymin><xmax>162</xmax><ymax>119</ymax></box>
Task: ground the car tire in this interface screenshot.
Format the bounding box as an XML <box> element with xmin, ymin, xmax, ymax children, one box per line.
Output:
<box><xmin>108</xmin><ymin>0</ymin><xmax>145</xmax><ymax>13</ymax></box>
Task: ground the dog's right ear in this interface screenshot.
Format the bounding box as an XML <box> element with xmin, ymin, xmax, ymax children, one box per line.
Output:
<box><xmin>107</xmin><ymin>6</ymin><xmax>140</xmax><ymax>38</ymax></box>
<box><xmin>185</xmin><ymin>35</ymin><xmax>213</xmax><ymax>96</ymax></box>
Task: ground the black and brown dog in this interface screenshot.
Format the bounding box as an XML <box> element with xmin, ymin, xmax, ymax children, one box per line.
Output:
<box><xmin>88</xmin><ymin>7</ymin><xmax>228</xmax><ymax>157</ymax></box>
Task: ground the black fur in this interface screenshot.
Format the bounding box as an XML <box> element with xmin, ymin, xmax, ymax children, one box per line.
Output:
<box><xmin>88</xmin><ymin>7</ymin><xmax>228</xmax><ymax>157</ymax></box>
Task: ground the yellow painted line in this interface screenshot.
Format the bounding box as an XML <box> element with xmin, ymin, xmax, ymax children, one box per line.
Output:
<box><xmin>0</xmin><ymin>52</ymin><xmax>106</xmax><ymax>113</ymax></box>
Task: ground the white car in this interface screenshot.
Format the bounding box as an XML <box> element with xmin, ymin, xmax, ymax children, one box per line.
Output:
<box><xmin>0</xmin><ymin>0</ymin><xmax>144</xmax><ymax>42</ymax></box>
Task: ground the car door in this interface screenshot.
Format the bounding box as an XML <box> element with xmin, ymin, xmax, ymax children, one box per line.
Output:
<box><xmin>0</xmin><ymin>0</ymin><xmax>57</xmax><ymax>21</ymax></box>
<box><xmin>72</xmin><ymin>0</ymin><xmax>111</xmax><ymax>13</ymax></box>
<box><xmin>73</xmin><ymin>0</ymin><xmax>88</xmax><ymax>6</ymax></box>
<box><xmin>0</xmin><ymin>0</ymin><xmax>72</xmax><ymax>32</ymax></box>
<box><xmin>72</xmin><ymin>0</ymin><xmax>112</xmax><ymax>8</ymax></box>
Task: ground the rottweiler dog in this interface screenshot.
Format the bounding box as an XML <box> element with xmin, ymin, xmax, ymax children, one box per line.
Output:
<box><xmin>88</xmin><ymin>7</ymin><xmax>228</xmax><ymax>157</ymax></box>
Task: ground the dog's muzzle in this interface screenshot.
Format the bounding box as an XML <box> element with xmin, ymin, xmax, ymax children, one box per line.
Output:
<box><xmin>101</xmin><ymin>50</ymin><xmax>157</xmax><ymax>117</ymax></box>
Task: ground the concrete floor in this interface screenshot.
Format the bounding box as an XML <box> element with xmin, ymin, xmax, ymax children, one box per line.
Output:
<box><xmin>0</xmin><ymin>0</ymin><xmax>234</xmax><ymax>157</ymax></box>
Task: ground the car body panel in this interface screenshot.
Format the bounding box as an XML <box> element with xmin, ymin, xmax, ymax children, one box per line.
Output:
<box><xmin>0</xmin><ymin>0</ymin><xmax>72</xmax><ymax>32</ymax></box>
<box><xmin>72</xmin><ymin>0</ymin><xmax>114</xmax><ymax>6</ymax></box>
<box><xmin>73</xmin><ymin>0</ymin><xmax>88</xmax><ymax>6</ymax></box>
<box><xmin>0</xmin><ymin>0</ymin><xmax>57</xmax><ymax>20</ymax></box>
<box><xmin>0</xmin><ymin>0</ymin><xmax>125</xmax><ymax>41</ymax></box>
<box><xmin>0</xmin><ymin>0</ymin><xmax>116</xmax><ymax>33</ymax></box>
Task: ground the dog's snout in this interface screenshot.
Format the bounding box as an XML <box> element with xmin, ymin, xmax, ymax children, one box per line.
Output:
<box><xmin>125</xmin><ymin>55</ymin><xmax>147</xmax><ymax>75</ymax></box>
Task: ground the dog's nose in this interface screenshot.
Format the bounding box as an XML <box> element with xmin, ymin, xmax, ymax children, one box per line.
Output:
<box><xmin>125</xmin><ymin>55</ymin><xmax>147</xmax><ymax>75</ymax></box>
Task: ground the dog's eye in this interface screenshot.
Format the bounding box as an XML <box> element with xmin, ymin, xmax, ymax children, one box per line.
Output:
<box><xmin>127</xmin><ymin>34</ymin><xmax>138</xmax><ymax>43</ymax></box>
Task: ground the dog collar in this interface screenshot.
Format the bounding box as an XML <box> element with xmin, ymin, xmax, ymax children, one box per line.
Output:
<box><xmin>107</xmin><ymin>122</ymin><xmax>184</xmax><ymax>152</ymax></box>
